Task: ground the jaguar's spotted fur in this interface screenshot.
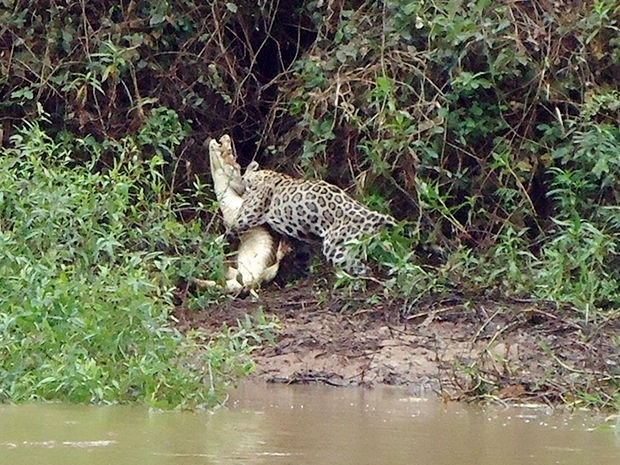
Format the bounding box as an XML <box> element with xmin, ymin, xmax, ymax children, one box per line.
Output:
<box><xmin>233</xmin><ymin>162</ymin><xmax>396</xmax><ymax>275</ymax></box>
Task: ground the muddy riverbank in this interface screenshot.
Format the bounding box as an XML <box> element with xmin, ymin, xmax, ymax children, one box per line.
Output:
<box><xmin>174</xmin><ymin>278</ymin><xmax>619</xmax><ymax>409</ymax></box>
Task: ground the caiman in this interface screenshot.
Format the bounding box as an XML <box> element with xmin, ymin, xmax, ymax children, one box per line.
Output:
<box><xmin>194</xmin><ymin>135</ymin><xmax>289</xmax><ymax>294</ymax></box>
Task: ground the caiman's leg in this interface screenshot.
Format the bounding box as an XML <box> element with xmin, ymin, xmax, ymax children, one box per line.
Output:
<box><xmin>248</xmin><ymin>236</ymin><xmax>292</xmax><ymax>285</ymax></box>
<box><xmin>195</xmin><ymin>237</ymin><xmax>292</xmax><ymax>295</ymax></box>
<box><xmin>193</xmin><ymin>272</ymin><xmax>244</xmax><ymax>294</ymax></box>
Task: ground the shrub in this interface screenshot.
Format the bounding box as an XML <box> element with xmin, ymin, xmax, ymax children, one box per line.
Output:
<box><xmin>268</xmin><ymin>1</ymin><xmax>620</xmax><ymax>319</ymax></box>
<box><xmin>0</xmin><ymin>115</ymin><xmax>266</xmax><ymax>408</ymax></box>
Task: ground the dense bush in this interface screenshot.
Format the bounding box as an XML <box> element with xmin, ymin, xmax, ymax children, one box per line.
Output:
<box><xmin>0</xmin><ymin>116</ymin><xmax>275</xmax><ymax>408</ymax></box>
<box><xmin>0</xmin><ymin>0</ymin><xmax>312</xmax><ymax>172</ymax></box>
<box><xmin>267</xmin><ymin>1</ymin><xmax>620</xmax><ymax>320</ymax></box>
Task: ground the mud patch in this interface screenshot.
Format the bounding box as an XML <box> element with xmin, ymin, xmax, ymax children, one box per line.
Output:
<box><xmin>174</xmin><ymin>278</ymin><xmax>620</xmax><ymax>408</ymax></box>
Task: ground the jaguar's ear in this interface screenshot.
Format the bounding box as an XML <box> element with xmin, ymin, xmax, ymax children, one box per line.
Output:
<box><xmin>246</xmin><ymin>161</ymin><xmax>260</xmax><ymax>172</ymax></box>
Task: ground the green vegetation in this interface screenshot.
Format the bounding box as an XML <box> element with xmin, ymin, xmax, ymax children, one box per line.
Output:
<box><xmin>1</xmin><ymin>1</ymin><xmax>618</xmax><ymax>408</ymax></box>
<box><xmin>0</xmin><ymin>113</ymin><xmax>276</xmax><ymax>408</ymax></box>
<box><xmin>284</xmin><ymin>1</ymin><xmax>620</xmax><ymax>321</ymax></box>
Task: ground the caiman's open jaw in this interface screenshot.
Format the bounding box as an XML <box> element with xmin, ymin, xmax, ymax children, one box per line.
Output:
<box><xmin>208</xmin><ymin>137</ymin><xmax>236</xmax><ymax>174</ymax></box>
<box><xmin>208</xmin><ymin>138</ymin><xmax>225</xmax><ymax>171</ymax></box>
<box><xmin>209</xmin><ymin>136</ymin><xmax>245</xmax><ymax>198</ymax></box>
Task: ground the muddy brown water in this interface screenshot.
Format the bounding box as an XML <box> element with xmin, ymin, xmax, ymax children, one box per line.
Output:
<box><xmin>1</xmin><ymin>383</ymin><xmax>618</xmax><ymax>465</ymax></box>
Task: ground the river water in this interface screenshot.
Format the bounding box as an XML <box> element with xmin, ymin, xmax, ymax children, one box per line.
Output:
<box><xmin>1</xmin><ymin>383</ymin><xmax>618</xmax><ymax>465</ymax></box>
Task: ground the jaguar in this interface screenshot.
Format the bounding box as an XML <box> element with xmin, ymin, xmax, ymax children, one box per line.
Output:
<box><xmin>232</xmin><ymin>161</ymin><xmax>396</xmax><ymax>275</ymax></box>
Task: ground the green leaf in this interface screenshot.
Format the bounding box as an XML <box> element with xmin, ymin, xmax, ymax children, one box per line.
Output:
<box><xmin>149</xmin><ymin>13</ymin><xmax>166</xmax><ymax>26</ymax></box>
<box><xmin>10</xmin><ymin>88</ymin><xmax>33</xmax><ymax>100</ymax></box>
<box><xmin>401</xmin><ymin>2</ymin><xmax>417</xmax><ymax>15</ymax></box>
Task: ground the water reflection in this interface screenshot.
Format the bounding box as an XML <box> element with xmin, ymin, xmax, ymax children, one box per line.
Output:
<box><xmin>0</xmin><ymin>383</ymin><xmax>618</xmax><ymax>465</ymax></box>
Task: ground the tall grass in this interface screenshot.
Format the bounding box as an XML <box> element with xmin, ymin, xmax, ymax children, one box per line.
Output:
<box><xmin>0</xmin><ymin>115</ymin><xmax>269</xmax><ymax>409</ymax></box>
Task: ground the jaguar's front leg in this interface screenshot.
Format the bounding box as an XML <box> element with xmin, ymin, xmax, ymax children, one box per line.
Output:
<box><xmin>232</xmin><ymin>183</ymin><xmax>273</xmax><ymax>232</ymax></box>
<box><xmin>226</xmin><ymin>196</ymin><xmax>267</xmax><ymax>243</ymax></box>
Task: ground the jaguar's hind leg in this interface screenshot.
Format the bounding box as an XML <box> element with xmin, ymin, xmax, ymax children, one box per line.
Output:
<box><xmin>322</xmin><ymin>233</ymin><xmax>368</xmax><ymax>276</ymax></box>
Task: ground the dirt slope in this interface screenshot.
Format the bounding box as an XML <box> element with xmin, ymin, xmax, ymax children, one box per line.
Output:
<box><xmin>174</xmin><ymin>278</ymin><xmax>619</xmax><ymax>408</ymax></box>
